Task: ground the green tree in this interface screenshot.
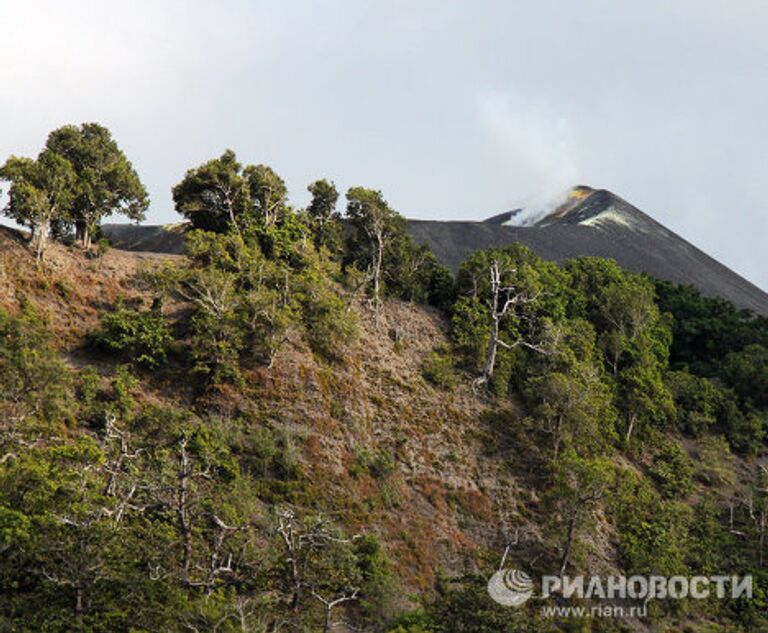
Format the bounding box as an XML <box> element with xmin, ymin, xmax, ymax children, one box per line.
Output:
<box><xmin>172</xmin><ymin>149</ymin><xmax>249</xmax><ymax>233</ymax></box>
<box><xmin>173</xmin><ymin>153</ymin><xmax>311</xmax><ymax>265</ymax></box>
<box><xmin>648</xmin><ymin>439</ymin><xmax>694</xmax><ymax>498</ymax></box>
<box><xmin>609</xmin><ymin>469</ymin><xmax>691</xmax><ymax>576</ymax></box>
<box><xmin>274</xmin><ymin>509</ymin><xmax>390</xmax><ymax>631</ymax></box>
<box><xmin>524</xmin><ymin>319</ymin><xmax>617</xmax><ymax>459</ymax></box>
<box><xmin>0</xmin><ymin>150</ymin><xmax>76</xmax><ymax>261</ymax></box>
<box><xmin>618</xmin><ymin>357</ymin><xmax>674</xmax><ymax>445</ymax></box>
<box><xmin>655</xmin><ymin>280</ymin><xmax>768</xmax><ymax>376</ymax></box>
<box><xmin>45</xmin><ymin>122</ymin><xmax>148</xmax><ymax>249</ymax></box>
<box><xmin>667</xmin><ymin>370</ymin><xmax>720</xmax><ymax>436</ymax></box>
<box><xmin>452</xmin><ymin>244</ymin><xmax>568</xmax><ymax>391</ymax></box>
<box><xmin>716</xmin><ymin>391</ymin><xmax>765</xmax><ymax>454</ymax></box>
<box><xmin>307</xmin><ymin>178</ymin><xmax>343</xmax><ymax>256</ymax></box>
<box><xmin>345</xmin><ymin>186</ymin><xmax>453</xmax><ymax>313</ymax></box>
<box><xmin>384</xmin><ymin>236</ymin><xmax>455</xmax><ymax>310</ymax></box>
<box><xmin>546</xmin><ymin>449</ymin><xmax>614</xmax><ymax>575</ymax></box>
<box><xmin>243</xmin><ymin>163</ymin><xmax>288</xmax><ymax>227</ymax></box>
<box><xmin>149</xmin><ymin>228</ymin><xmax>357</xmax><ymax>386</ymax></box>
<box><xmin>345</xmin><ymin>187</ymin><xmax>402</xmax><ymax>313</ymax></box>
<box><xmin>566</xmin><ymin>258</ymin><xmax>674</xmax><ymax>444</ymax></box>
<box><xmin>722</xmin><ymin>344</ymin><xmax>768</xmax><ymax>410</ymax></box>
<box><xmin>298</xmin><ymin>253</ymin><xmax>359</xmax><ymax>361</ymax></box>
<box><xmin>0</xmin><ymin>303</ymin><xmax>72</xmax><ymax>427</ymax></box>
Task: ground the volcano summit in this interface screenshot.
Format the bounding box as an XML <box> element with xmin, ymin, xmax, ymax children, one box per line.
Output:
<box><xmin>407</xmin><ymin>186</ymin><xmax>768</xmax><ymax>315</ymax></box>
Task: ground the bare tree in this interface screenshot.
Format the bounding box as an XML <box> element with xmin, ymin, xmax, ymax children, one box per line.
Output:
<box><xmin>475</xmin><ymin>259</ymin><xmax>544</xmax><ymax>389</ymax></box>
<box><xmin>275</xmin><ymin>508</ymin><xmax>361</xmax><ymax>625</ymax></box>
<box><xmin>100</xmin><ymin>413</ymin><xmax>146</xmax><ymax>524</ymax></box>
<box><xmin>311</xmin><ymin>586</ymin><xmax>360</xmax><ymax>633</ymax></box>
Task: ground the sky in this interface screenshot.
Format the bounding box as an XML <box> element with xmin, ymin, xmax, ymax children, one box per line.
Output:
<box><xmin>1</xmin><ymin>0</ymin><xmax>767</xmax><ymax>289</ymax></box>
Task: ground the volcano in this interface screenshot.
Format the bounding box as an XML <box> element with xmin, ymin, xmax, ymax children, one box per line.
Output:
<box><xmin>408</xmin><ymin>187</ymin><xmax>768</xmax><ymax>315</ymax></box>
<box><xmin>103</xmin><ymin>186</ymin><xmax>768</xmax><ymax>315</ymax></box>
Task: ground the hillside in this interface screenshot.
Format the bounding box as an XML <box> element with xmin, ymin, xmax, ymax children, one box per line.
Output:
<box><xmin>0</xmin><ymin>228</ymin><xmax>549</xmax><ymax>629</ymax></box>
<box><xmin>1</xmin><ymin>216</ymin><xmax>767</xmax><ymax>632</ymax></box>
<box><xmin>0</xmin><ymin>227</ymin><xmax>547</xmax><ymax>588</ymax></box>
<box><xmin>0</xmin><ymin>226</ymin><xmax>181</xmax><ymax>342</ymax></box>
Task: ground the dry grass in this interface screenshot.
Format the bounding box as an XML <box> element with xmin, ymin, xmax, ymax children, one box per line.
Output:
<box><xmin>0</xmin><ymin>226</ymin><xmax>182</xmax><ymax>346</ymax></box>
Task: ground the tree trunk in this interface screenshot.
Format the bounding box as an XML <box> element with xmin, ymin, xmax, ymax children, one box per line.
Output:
<box><xmin>76</xmin><ymin>221</ymin><xmax>92</xmax><ymax>250</ymax></box>
<box><xmin>559</xmin><ymin>514</ymin><xmax>578</xmax><ymax>576</ymax></box>
<box><xmin>35</xmin><ymin>219</ymin><xmax>48</xmax><ymax>262</ymax></box>
<box><xmin>75</xmin><ymin>220</ymin><xmax>85</xmax><ymax>246</ymax></box>
<box><xmin>481</xmin><ymin>315</ymin><xmax>500</xmax><ymax>385</ymax></box>
<box><xmin>289</xmin><ymin>560</ymin><xmax>301</xmax><ymax>611</ymax></box>
<box><xmin>177</xmin><ymin>438</ymin><xmax>192</xmax><ymax>580</ymax></box>
<box><xmin>625</xmin><ymin>412</ymin><xmax>637</xmax><ymax>445</ymax></box>
<box><xmin>372</xmin><ymin>232</ymin><xmax>383</xmax><ymax>315</ymax></box>
<box><xmin>75</xmin><ymin>585</ymin><xmax>84</xmax><ymax>626</ymax></box>
<box><xmin>479</xmin><ymin>260</ymin><xmax>505</xmax><ymax>386</ymax></box>
<box><xmin>323</xmin><ymin>606</ymin><xmax>332</xmax><ymax>633</ymax></box>
<box><xmin>553</xmin><ymin>415</ymin><xmax>563</xmax><ymax>461</ymax></box>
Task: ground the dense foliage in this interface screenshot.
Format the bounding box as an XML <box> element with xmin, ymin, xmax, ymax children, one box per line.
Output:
<box><xmin>0</xmin><ymin>122</ymin><xmax>148</xmax><ymax>257</ymax></box>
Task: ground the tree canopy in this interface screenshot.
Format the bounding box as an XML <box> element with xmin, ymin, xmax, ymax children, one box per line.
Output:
<box><xmin>1</xmin><ymin>123</ymin><xmax>148</xmax><ymax>254</ymax></box>
<box><xmin>45</xmin><ymin>123</ymin><xmax>149</xmax><ymax>248</ymax></box>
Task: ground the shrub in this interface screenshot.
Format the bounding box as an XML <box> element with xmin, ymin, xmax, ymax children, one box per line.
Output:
<box><xmin>92</xmin><ymin>305</ymin><xmax>172</xmax><ymax>369</ymax></box>
<box><xmin>722</xmin><ymin>344</ymin><xmax>768</xmax><ymax>408</ymax></box>
<box><xmin>303</xmin><ymin>290</ymin><xmax>358</xmax><ymax>361</ymax></box>
<box><xmin>717</xmin><ymin>394</ymin><xmax>765</xmax><ymax>455</ymax></box>
<box><xmin>648</xmin><ymin>440</ymin><xmax>694</xmax><ymax>498</ymax></box>
<box><xmin>610</xmin><ymin>469</ymin><xmax>692</xmax><ymax>576</ymax></box>
<box><xmin>421</xmin><ymin>348</ymin><xmax>458</xmax><ymax>389</ymax></box>
<box><xmin>54</xmin><ymin>278</ymin><xmax>74</xmax><ymax>300</ymax></box>
<box><xmin>352</xmin><ymin>448</ymin><xmax>396</xmax><ymax>480</ymax></box>
<box><xmin>692</xmin><ymin>435</ymin><xmax>737</xmax><ymax>487</ymax></box>
<box><xmin>353</xmin><ymin>533</ymin><xmax>395</xmax><ymax>623</ymax></box>
<box><xmin>0</xmin><ymin>303</ymin><xmax>73</xmax><ymax>424</ymax></box>
<box><xmin>667</xmin><ymin>370</ymin><xmax>719</xmax><ymax>437</ymax></box>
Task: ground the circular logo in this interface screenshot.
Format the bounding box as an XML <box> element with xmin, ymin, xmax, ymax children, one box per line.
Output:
<box><xmin>487</xmin><ymin>568</ymin><xmax>534</xmax><ymax>607</ymax></box>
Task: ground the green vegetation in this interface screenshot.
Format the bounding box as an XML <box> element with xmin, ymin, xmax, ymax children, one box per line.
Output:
<box><xmin>91</xmin><ymin>303</ymin><xmax>173</xmax><ymax>369</ymax></box>
<box><xmin>345</xmin><ymin>186</ymin><xmax>453</xmax><ymax>312</ymax></box>
<box><xmin>0</xmin><ymin>126</ymin><xmax>766</xmax><ymax>630</ymax></box>
<box><xmin>421</xmin><ymin>345</ymin><xmax>459</xmax><ymax>389</ymax></box>
<box><xmin>1</xmin><ymin>123</ymin><xmax>147</xmax><ymax>258</ymax></box>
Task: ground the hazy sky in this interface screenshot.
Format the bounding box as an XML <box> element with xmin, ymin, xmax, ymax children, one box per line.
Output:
<box><xmin>2</xmin><ymin>1</ymin><xmax>767</xmax><ymax>289</ymax></box>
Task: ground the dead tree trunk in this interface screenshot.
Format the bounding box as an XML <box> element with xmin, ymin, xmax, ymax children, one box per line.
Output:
<box><xmin>276</xmin><ymin>509</ymin><xmax>303</xmax><ymax>611</ymax></box>
<box><xmin>177</xmin><ymin>435</ymin><xmax>193</xmax><ymax>580</ymax></box>
<box><xmin>475</xmin><ymin>259</ymin><xmax>542</xmax><ymax>388</ymax></box>
<box><xmin>311</xmin><ymin>588</ymin><xmax>359</xmax><ymax>633</ymax></box>
<box><xmin>559</xmin><ymin>513</ymin><xmax>578</xmax><ymax>576</ymax></box>
<box><xmin>370</xmin><ymin>227</ymin><xmax>385</xmax><ymax>318</ymax></box>
<box><xmin>625</xmin><ymin>412</ymin><xmax>637</xmax><ymax>445</ymax></box>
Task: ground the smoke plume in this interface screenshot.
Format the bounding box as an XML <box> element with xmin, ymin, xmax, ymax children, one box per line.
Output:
<box><xmin>475</xmin><ymin>90</ymin><xmax>581</xmax><ymax>225</ymax></box>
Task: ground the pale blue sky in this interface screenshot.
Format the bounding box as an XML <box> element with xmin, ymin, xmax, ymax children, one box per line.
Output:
<box><xmin>2</xmin><ymin>1</ymin><xmax>767</xmax><ymax>289</ymax></box>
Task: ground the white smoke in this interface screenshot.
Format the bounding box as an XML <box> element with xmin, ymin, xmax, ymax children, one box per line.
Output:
<box><xmin>475</xmin><ymin>90</ymin><xmax>582</xmax><ymax>225</ymax></box>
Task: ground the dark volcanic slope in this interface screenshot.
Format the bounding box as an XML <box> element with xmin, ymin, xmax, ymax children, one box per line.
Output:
<box><xmin>103</xmin><ymin>188</ymin><xmax>768</xmax><ymax>315</ymax></box>
<box><xmin>408</xmin><ymin>189</ymin><xmax>768</xmax><ymax>315</ymax></box>
<box><xmin>102</xmin><ymin>222</ymin><xmax>187</xmax><ymax>254</ymax></box>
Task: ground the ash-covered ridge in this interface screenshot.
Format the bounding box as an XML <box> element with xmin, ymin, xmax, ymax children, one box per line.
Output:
<box><xmin>408</xmin><ymin>187</ymin><xmax>768</xmax><ymax>315</ymax></box>
<box><xmin>103</xmin><ymin>186</ymin><xmax>768</xmax><ymax>315</ymax></box>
